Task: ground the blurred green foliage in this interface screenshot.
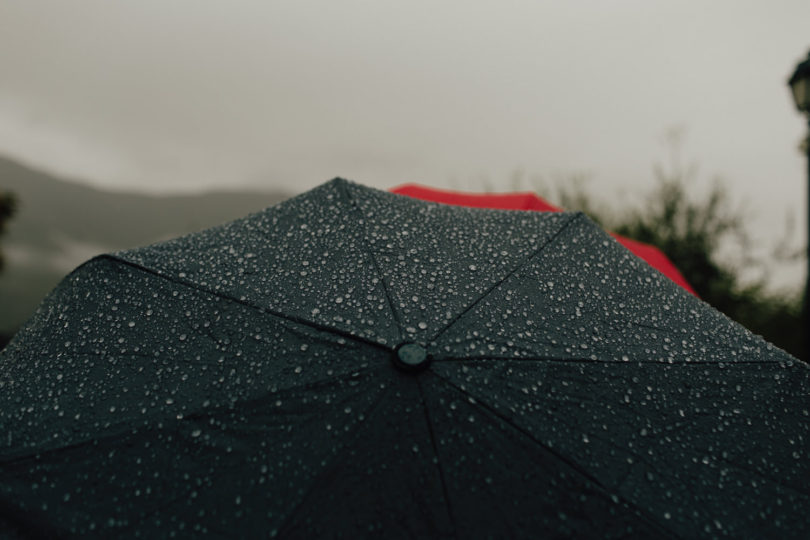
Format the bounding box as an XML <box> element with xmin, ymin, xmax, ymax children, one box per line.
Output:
<box><xmin>542</xmin><ymin>156</ymin><xmax>806</xmax><ymax>361</ymax></box>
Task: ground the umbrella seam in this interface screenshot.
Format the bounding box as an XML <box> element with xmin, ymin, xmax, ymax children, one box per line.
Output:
<box><xmin>432</xmin><ymin>356</ymin><xmax>788</xmax><ymax>366</ymax></box>
<box><xmin>0</xmin><ymin>366</ymin><xmax>374</xmax><ymax>463</ymax></box>
<box><xmin>417</xmin><ymin>377</ymin><xmax>460</xmax><ymax>538</ymax></box>
<box><xmin>429</xmin><ymin>365</ymin><xmax>810</xmax><ymax>498</ymax></box>
<box><xmin>428</xmin><ymin>369</ymin><xmax>682</xmax><ymax>540</ymax></box>
<box><xmin>428</xmin><ymin>212</ymin><xmax>585</xmax><ymax>345</ymax></box>
<box><xmin>87</xmin><ymin>254</ymin><xmax>391</xmax><ymax>352</ymax></box>
<box><xmin>272</xmin><ymin>383</ymin><xmax>395</xmax><ymax>537</ymax></box>
<box><xmin>113</xmin><ymin>372</ymin><xmax>395</xmax><ymax>538</ymax></box>
<box><xmin>335</xmin><ymin>179</ymin><xmax>406</xmax><ymax>344</ymax></box>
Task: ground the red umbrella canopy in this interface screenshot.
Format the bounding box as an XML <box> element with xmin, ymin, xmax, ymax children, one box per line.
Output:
<box><xmin>391</xmin><ymin>183</ymin><xmax>697</xmax><ymax>296</ymax></box>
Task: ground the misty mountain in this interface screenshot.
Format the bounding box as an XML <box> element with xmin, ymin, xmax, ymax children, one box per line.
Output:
<box><xmin>0</xmin><ymin>156</ymin><xmax>291</xmax><ymax>334</ymax></box>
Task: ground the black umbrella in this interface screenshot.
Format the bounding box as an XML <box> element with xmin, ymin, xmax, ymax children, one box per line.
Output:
<box><xmin>1</xmin><ymin>178</ymin><xmax>808</xmax><ymax>538</ymax></box>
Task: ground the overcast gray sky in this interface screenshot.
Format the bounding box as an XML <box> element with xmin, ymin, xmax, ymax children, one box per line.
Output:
<box><xmin>1</xmin><ymin>1</ymin><xmax>808</xmax><ymax>287</ymax></box>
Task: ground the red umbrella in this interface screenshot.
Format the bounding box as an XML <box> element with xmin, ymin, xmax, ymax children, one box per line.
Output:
<box><xmin>391</xmin><ymin>183</ymin><xmax>697</xmax><ymax>296</ymax></box>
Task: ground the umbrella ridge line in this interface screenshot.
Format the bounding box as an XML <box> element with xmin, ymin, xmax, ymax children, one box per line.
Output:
<box><xmin>431</xmin><ymin>355</ymin><xmax>796</xmax><ymax>366</ymax></box>
<box><xmin>431</xmin><ymin>368</ymin><xmax>716</xmax><ymax>496</ymax></box>
<box><xmin>429</xmin><ymin>369</ymin><xmax>680</xmax><ymax>539</ymax></box>
<box><xmin>425</xmin><ymin>211</ymin><xmax>584</xmax><ymax>345</ymax></box>
<box><xmin>82</xmin><ymin>254</ymin><xmax>391</xmax><ymax>352</ymax></box>
<box><xmin>103</xmin><ymin>414</ymin><xmax>280</xmax><ymax>538</ymax></box>
<box><xmin>337</xmin><ymin>177</ymin><xmax>408</xmax><ymax>345</ymax></box>
<box><xmin>416</xmin><ymin>377</ymin><xmax>459</xmax><ymax>534</ymax></box>
<box><xmin>268</xmin><ymin>383</ymin><xmax>399</xmax><ymax>537</ymax></box>
<box><xmin>0</xmin><ymin>418</ymin><xmax>145</xmax><ymax>464</ymax></box>
<box><xmin>430</xmin><ymin>358</ymin><xmax>810</xmax><ymax>528</ymax></box>
<box><xmin>711</xmin><ymin>453</ymin><xmax>810</xmax><ymax>498</ymax></box>
<box><xmin>132</xmin><ymin>381</ymin><xmax>396</xmax><ymax>539</ymax></box>
<box><xmin>0</xmin><ymin>364</ymin><xmax>385</xmax><ymax>467</ymax></box>
<box><xmin>342</xmin><ymin>177</ymin><xmax>584</xmax><ymax>349</ymax></box>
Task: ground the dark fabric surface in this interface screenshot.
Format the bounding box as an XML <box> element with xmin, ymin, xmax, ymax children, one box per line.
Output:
<box><xmin>1</xmin><ymin>178</ymin><xmax>807</xmax><ymax>538</ymax></box>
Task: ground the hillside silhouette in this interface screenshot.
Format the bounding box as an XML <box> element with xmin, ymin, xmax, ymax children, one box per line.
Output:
<box><xmin>0</xmin><ymin>156</ymin><xmax>290</xmax><ymax>336</ymax></box>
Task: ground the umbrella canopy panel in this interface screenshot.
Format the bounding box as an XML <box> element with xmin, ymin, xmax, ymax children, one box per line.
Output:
<box><xmin>390</xmin><ymin>183</ymin><xmax>698</xmax><ymax>296</ymax></box>
<box><xmin>0</xmin><ymin>178</ymin><xmax>808</xmax><ymax>539</ymax></box>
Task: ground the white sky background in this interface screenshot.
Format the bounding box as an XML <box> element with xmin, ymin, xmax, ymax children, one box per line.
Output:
<box><xmin>0</xmin><ymin>1</ymin><xmax>808</xmax><ymax>289</ymax></box>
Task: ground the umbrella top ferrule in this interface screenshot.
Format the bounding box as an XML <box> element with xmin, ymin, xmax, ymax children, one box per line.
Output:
<box><xmin>392</xmin><ymin>342</ymin><xmax>430</xmax><ymax>373</ymax></box>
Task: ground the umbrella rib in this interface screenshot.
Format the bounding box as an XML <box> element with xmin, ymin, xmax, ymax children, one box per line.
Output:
<box><xmin>430</xmin><ymin>363</ymin><xmax>810</xmax><ymax>502</ymax></box>
<box><xmin>93</xmin><ymin>254</ymin><xmax>390</xmax><ymax>352</ymax></box>
<box><xmin>114</xmin><ymin>371</ymin><xmax>394</xmax><ymax>537</ymax></box>
<box><xmin>416</xmin><ymin>378</ymin><xmax>460</xmax><ymax>535</ymax></box>
<box><xmin>273</xmin><ymin>383</ymin><xmax>396</xmax><ymax>537</ymax></box>
<box><xmin>712</xmin><ymin>454</ymin><xmax>810</xmax><ymax>498</ymax></box>
<box><xmin>0</xmin><ymin>422</ymin><xmax>141</xmax><ymax>464</ymax></box>
<box><xmin>429</xmin><ymin>212</ymin><xmax>584</xmax><ymax>344</ymax></box>
<box><xmin>0</xmin><ymin>363</ymin><xmax>381</xmax><ymax>465</ymax></box>
<box><xmin>434</xmin><ymin>355</ymin><xmax>597</xmax><ymax>364</ymax></box>
<box><xmin>428</xmin><ymin>369</ymin><xmax>680</xmax><ymax>539</ymax></box>
<box><xmin>433</xmin><ymin>355</ymin><xmax>790</xmax><ymax>366</ymax></box>
<box><xmin>335</xmin><ymin>179</ymin><xmax>405</xmax><ymax>343</ymax></box>
<box><xmin>216</xmin><ymin>365</ymin><xmax>381</xmax><ymax>418</ymax></box>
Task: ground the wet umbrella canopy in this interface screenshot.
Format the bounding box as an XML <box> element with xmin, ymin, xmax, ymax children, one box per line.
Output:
<box><xmin>1</xmin><ymin>178</ymin><xmax>809</xmax><ymax>538</ymax></box>
<box><xmin>389</xmin><ymin>183</ymin><xmax>698</xmax><ymax>296</ymax></box>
